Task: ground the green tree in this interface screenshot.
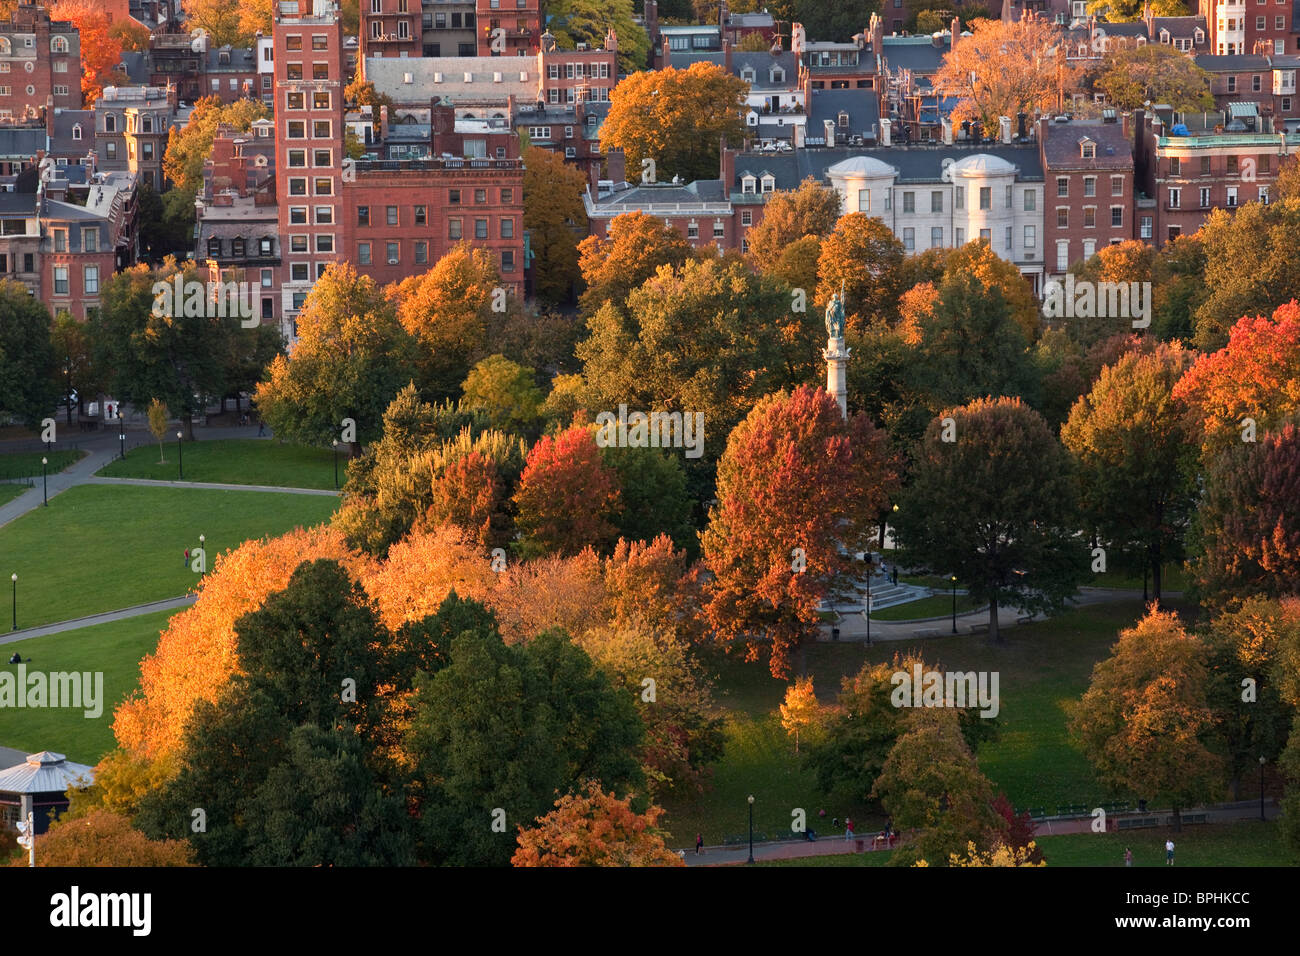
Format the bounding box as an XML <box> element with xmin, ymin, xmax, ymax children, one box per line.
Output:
<box><xmin>523</xmin><ymin>145</ymin><xmax>589</xmax><ymax>304</ymax></box>
<box><xmin>1093</xmin><ymin>43</ymin><xmax>1213</xmax><ymax>111</ymax></box>
<box><xmin>0</xmin><ymin>282</ymin><xmax>56</xmax><ymax>428</ymax></box>
<box><xmin>1085</xmin><ymin>0</ymin><xmax>1190</xmax><ymax>21</ymax></box>
<box><xmin>1061</xmin><ymin>343</ymin><xmax>1198</xmax><ymax>602</ymax></box>
<box><xmin>1151</xmin><ymin>234</ymin><xmax>1206</xmax><ymax>344</ymax></box>
<box><xmin>895</xmin><ymin>397</ymin><xmax>1087</xmax><ymax>642</ymax></box>
<box><xmin>160</xmin><ymin>97</ymin><xmax>270</xmax><ymax>236</ymax></box>
<box><xmin>408</xmin><ymin>625</ymin><xmax>644</xmax><ymax>866</ymax></box>
<box><xmin>599</xmin><ymin>444</ymin><xmax>696</xmax><ymax>555</ymax></box>
<box><xmin>1069</xmin><ymin>607</ymin><xmax>1224</xmax><ymax>830</ymax></box>
<box><xmin>460</xmin><ymin>354</ymin><xmax>544</xmax><ymax>432</ymax></box>
<box><xmin>50</xmin><ymin>310</ymin><xmax>102</xmax><ymax>424</ymax></box>
<box><xmin>255</xmin><ymin>264</ymin><xmax>417</xmax><ymax>449</ymax></box>
<box><xmin>547</xmin><ymin>0</ymin><xmax>650</xmax><ymax>74</ymax></box>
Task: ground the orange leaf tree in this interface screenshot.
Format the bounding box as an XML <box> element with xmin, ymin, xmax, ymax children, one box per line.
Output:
<box><xmin>702</xmin><ymin>384</ymin><xmax>897</xmax><ymax>677</ymax></box>
<box><xmin>576</xmin><ymin>210</ymin><xmax>694</xmax><ymax>317</ymax></box>
<box><xmin>51</xmin><ymin>0</ymin><xmax>123</xmax><ymax>104</ymax></box>
<box><xmin>514</xmin><ymin>425</ymin><xmax>622</xmax><ymax>556</ymax></box>
<box><xmin>21</xmin><ymin>809</ymin><xmax>195</xmax><ymax>867</ymax></box>
<box><xmin>512</xmin><ymin>782</ymin><xmax>684</xmax><ymax>866</ymax></box>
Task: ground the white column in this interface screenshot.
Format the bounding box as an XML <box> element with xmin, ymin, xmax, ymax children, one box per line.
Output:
<box><xmin>824</xmin><ymin>335</ymin><xmax>850</xmax><ymax>419</ymax></box>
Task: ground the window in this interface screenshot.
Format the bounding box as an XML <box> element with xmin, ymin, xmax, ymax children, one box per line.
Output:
<box><xmin>858</xmin><ymin>189</ymin><xmax>870</xmax><ymax>212</ymax></box>
<box><xmin>106</xmin><ymin>142</ymin><xmax>117</xmax><ymax>159</ymax></box>
<box><xmin>501</xmin><ymin>250</ymin><xmax>515</xmax><ymax>272</ymax></box>
<box><xmin>358</xmin><ymin>243</ymin><xmax>371</xmax><ymax>265</ymax></box>
<box><xmin>316</xmin><ymin>235</ymin><xmax>334</xmax><ymax>253</ymax></box>
<box><xmin>1169</xmin><ymin>157</ymin><xmax>1181</xmax><ymax>176</ymax></box>
<box><xmin>1227</xmin><ymin>186</ymin><xmax>1238</xmax><ymax>207</ymax></box>
<box><xmin>902</xmin><ymin>191</ymin><xmax>915</xmax><ymax>213</ymax></box>
<box><xmin>386</xmin><ymin>206</ymin><xmax>398</xmax><ymax>226</ymax></box>
<box><xmin>54</xmin><ymin>266</ymin><xmax>69</xmax><ymax>294</ymax></box>
<box><xmin>414</xmin><ymin>206</ymin><xmax>426</xmax><ymax>226</ymax></box>
<box><xmin>1057</xmin><ymin>177</ymin><xmax>1069</xmax><ymax>197</ymax></box>
<box><xmin>687</xmin><ymin>221</ymin><xmax>698</xmax><ymax>239</ymax></box>
<box><xmin>902</xmin><ymin>227</ymin><xmax>915</xmax><ymax>251</ymax></box>
<box><xmin>475</xmin><ymin>219</ymin><xmax>488</xmax><ymax>240</ymax></box>
<box><xmin>386</xmin><ymin>242</ymin><xmax>399</xmax><ymax>264</ymax></box>
<box><xmin>1083</xmin><ymin>239</ymin><xmax>1096</xmax><ymax>259</ymax></box>
<box><xmin>954</xmin><ymin>187</ymin><xmax>964</xmax><ymax>209</ymax></box>
<box><xmin>761</xmin><ymin>175</ymin><xmax>775</xmax><ymax>194</ymax></box>
<box><xmin>1111</xmin><ymin>206</ymin><xmax>1123</xmax><ymax>227</ymax></box>
<box><xmin>415</xmin><ymin>241</ymin><xmax>428</xmax><ymax>264</ymax></box>
<box><xmin>288</xmin><ymin>149</ymin><xmax>307</xmax><ymax>168</ymax></box>
<box><xmin>313</xmin><ymin>178</ymin><xmax>333</xmax><ymax>196</ymax></box>
<box><xmin>1005</xmin><ymin>226</ymin><xmax>1013</xmax><ymax>252</ymax></box>
<box><xmin>260</xmin><ymin>239</ymin><xmax>273</xmax><ymax>257</ymax></box>
<box><xmin>84</xmin><ymin>265</ymin><xmax>99</xmax><ymax>294</ymax></box>
<box><xmin>742</xmin><ymin>175</ymin><xmax>756</xmax><ymax>195</ymax></box>
<box><xmin>501</xmin><ymin>218</ymin><xmax>514</xmax><ymax>239</ymax></box>
<box><xmin>1084</xmin><ymin>207</ymin><xmax>1096</xmax><ymax>227</ymax></box>
<box><xmin>1023</xmin><ymin>189</ymin><xmax>1036</xmax><ymax>212</ymax></box>
<box><xmin>1261</xmin><ymin>186</ymin><xmax>1270</xmax><ymax>205</ymax></box>
<box><xmin>232</xmin><ymin>239</ymin><xmax>246</xmax><ymax>258</ymax></box>
<box><xmin>741</xmin><ymin>210</ymin><xmax>753</xmax><ymax>226</ymax></box>
<box><xmin>1227</xmin><ymin>76</ymin><xmax>1236</xmax><ymax>93</ymax></box>
<box><xmin>287</xmin><ymin>120</ymin><xmax>306</xmax><ymax>138</ymax></box>
<box><xmin>72</xmin><ymin>123</ymin><xmax>82</xmax><ymax>141</ymax></box>
<box><xmin>1260</xmin><ymin>155</ymin><xmax>1272</xmax><ymax>174</ymax></box>
<box><xmin>287</xmin><ymin>63</ymin><xmax>303</xmax><ymax>80</ymax></box>
<box><xmin>475</xmin><ymin>189</ymin><xmax>487</xmax><ymax>204</ymax></box>
<box><xmin>315</xmin><ymin>207</ymin><xmax>333</xmax><ymax>225</ymax></box>
<box><xmin>1169</xmin><ymin>187</ymin><xmax>1180</xmax><ymax>208</ymax></box>
<box><xmin>287</xmin><ymin>35</ymin><xmax>303</xmax><ymax>51</ymax></box>
<box><xmin>449</xmin><ymin>189</ymin><xmax>460</xmax><ymax>204</ymax></box>
<box><xmin>313</xmin><ymin>64</ymin><xmax>328</xmax><ymax>80</ymax></box>
<box><xmin>51</xmin><ymin>36</ymin><xmax>69</xmax><ymax>53</ymax></box>
<box><xmin>1024</xmin><ymin>224</ymin><xmax>1036</xmax><ymax>248</ymax></box>
<box><xmin>931</xmin><ymin>191</ymin><xmax>943</xmax><ymax>213</ymax></box>
<box><xmin>1057</xmin><ymin>208</ymin><xmax>1069</xmax><ymax>228</ymax></box>
<box><xmin>1084</xmin><ymin>176</ymin><xmax>1096</xmax><ymax>197</ymax></box>
<box><xmin>356</xmin><ymin>206</ymin><xmax>370</xmax><ymax>227</ymax></box>
<box><xmin>287</xmin><ymin>92</ymin><xmax>305</xmax><ymax>110</ymax></box>
<box><xmin>931</xmin><ymin>226</ymin><xmax>943</xmax><ymax>248</ymax></box>
<box><xmin>261</xmin><ymin>268</ymin><xmax>274</xmax><ymax>287</ymax></box>
<box><xmin>54</xmin><ymin>229</ymin><xmax>67</xmax><ymax>253</ymax></box>
<box><xmin>313</xmin><ymin>35</ymin><xmax>328</xmax><ymax>50</ymax></box>
<box><xmin>1056</xmin><ymin>240</ymin><xmax>1070</xmax><ymax>272</ymax></box>
<box><xmin>1199</xmin><ymin>186</ymin><xmax>1210</xmax><ymax>207</ymax></box>
<box><xmin>83</xmin><ymin>228</ymin><xmax>98</xmax><ymax>252</ymax></box>
<box><xmin>289</xmin><ymin>178</ymin><xmax>308</xmax><ymax>196</ymax></box>
<box><xmin>979</xmin><ymin>229</ymin><xmax>991</xmax><ymax>242</ymax></box>
<box><xmin>313</xmin><ymin>121</ymin><xmax>331</xmax><ymax>138</ymax></box>
<box><xmin>449</xmin><ymin>218</ymin><xmax>462</xmax><ymax>240</ymax></box>
<box><xmin>979</xmin><ymin>187</ymin><xmax>991</xmax><ymax>210</ymax></box>
<box><xmin>313</xmin><ymin>91</ymin><xmax>330</xmax><ymax>110</ymax></box>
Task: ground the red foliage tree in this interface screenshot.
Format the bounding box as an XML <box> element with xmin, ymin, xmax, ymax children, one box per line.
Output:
<box><xmin>513</xmin><ymin>426</ymin><xmax>622</xmax><ymax>556</ymax></box>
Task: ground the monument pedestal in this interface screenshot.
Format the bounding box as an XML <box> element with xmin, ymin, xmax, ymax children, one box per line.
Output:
<box><xmin>823</xmin><ymin>336</ymin><xmax>850</xmax><ymax>419</ymax></box>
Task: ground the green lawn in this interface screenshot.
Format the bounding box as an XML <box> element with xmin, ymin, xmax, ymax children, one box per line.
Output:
<box><xmin>0</xmin><ymin>485</ymin><xmax>26</xmax><ymax>506</ymax></box>
<box><xmin>97</xmin><ymin>438</ymin><xmax>341</xmax><ymax>490</ymax></box>
<box><xmin>870</xmin><ymin>593</ymin><xmax>982</xmax><ymax>621</ymax></box>
<box><xmin>0</xmin><ymin>609</ymin><xmax>173</xmax><ymax>764</ymax></box>
<box><xmin>0</xmin><ymin>449</ymin><xmax>84</xmax><ymax>481</ymax></box>
<box><xmin>660</xmin><ymin>597</ymin><xmax>1196</xmax><ymax>851</ymax></box>
<box><xmin>0</xmin><ymin>484</ymin><xmax>337</xmax><ymax>629</ymax></box>
<box><xmin>1090</xmin><ymin>563</ymin><xmax>1189</xmax><ymax>593</ymax></box>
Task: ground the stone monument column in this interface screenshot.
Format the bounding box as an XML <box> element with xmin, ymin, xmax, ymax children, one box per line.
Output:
<box><xmin>823</xmin><ymin>291</ymin><xmax>850</xmax><ymax>419</ymax></box>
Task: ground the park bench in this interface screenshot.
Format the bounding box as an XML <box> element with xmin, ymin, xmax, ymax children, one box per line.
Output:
<box><xmin>1117</xmin><ymin>816</ymin><xmax>1162</xmax><ymax>830</ymax></box>
<box><xmin>1056</xmin><ymin>804</ymin><xmax>1089</xmax><ymax>817</ymax></box>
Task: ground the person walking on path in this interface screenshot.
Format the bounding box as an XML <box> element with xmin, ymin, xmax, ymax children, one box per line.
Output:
<box><xmin>891</xmin><ymin>565</ymin><xmax>898</xmax><ymax>586</ymax></box>
<box><xmin>1165</xmin><ymin>839</ymin><xmax>1174</xmax><ymax>866</ymax></box>
<box><xmin>257</xmin><ymin>421</ymin><xmax>266</xmax><ymax>437</ymax></box>
<box><xmin>695</xmin><ymin>833</ymin><xmax>703</xmax><ymax>855</ymax></box>
<box><xmin>183</xmin><ymin>548</ymin><xmax>189</xmax><ymax>569</ymax></box>
<box><xmin>845</xmin><ymin>817</ymin><xmax>854</xmax><ymax>841</ymax></box>
<box><xmin>1124</xmin><ymin>847</ymin><xmax>1132</xmax><ymax>867</ymax></box>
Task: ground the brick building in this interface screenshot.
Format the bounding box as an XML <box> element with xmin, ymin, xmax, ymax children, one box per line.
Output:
<box><xmin>0</xmin><ymin>3</ymin><xmax>82</xmax><ymax>119</ymax></box>
<box><xmin>1038</xmin><ymin>115</ymin><xmax>1136</xmax><ymax>276</ymax></box>
<box><xmin>1199</xmin><ymin>0</ymin><xmax>1297</xmax><ymax>55</ymax></box>
<box><xmin>93</xmin><ymin>86</ymin><xmax>180</xmax><ymax>192</ymax></box>
<box><xmin>475</xmin><ymin>0</ymin><xmax>541</xmax><ymax>57</ymax></box>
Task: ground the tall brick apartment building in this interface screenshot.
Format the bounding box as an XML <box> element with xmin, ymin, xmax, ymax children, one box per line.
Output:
<box><xmin>0</xmin><ymin>3</ymin><xmax>82</xmax><ymax>119</ymax></box>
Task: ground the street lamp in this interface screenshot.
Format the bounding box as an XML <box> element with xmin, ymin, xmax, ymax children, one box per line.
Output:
<box><xmin>176</xmin><ymin>431</ymin><xmax>184</xmax><ymax>480</ymax></box>
<box><xmin>41</xmin><ymin>456</ymin><xmax>47</xmax><ymax>507</ymax></box>
<box><xmin>951</xmin><ymin>575</ymin><xmax>958</xmax><ymax>634</ymax></box>
<box><xmin>10</xmin><ymin>573</ymin><xmax>16</xmax><ymax>631</ymax></box>
<box><xmin>332</xmin><ymin>439</ymin><xmax>339</xmax><ymax>490</ymax></box>
<box><xmin>118</xmin><ymin>408</ymin><xmax>126</xmax><ymax>460</ymax></box>
<box><xmin>747</xmin><ymin>795</ymin><xmax>755</xmax><ymax>864</ymax></box>
<box><xmin>864</xmin><ymin>555</ymin><xmax>873</xmax><ymax>647</ymax></box>
<box><xmin>198</xmin><ymin>534</ymin><xmax>205</xmax><ymax>575</ymax></box>
<box><xmin>1260</xmin><ymin>756</ymin><xmax>1267</xmax><ymax>821</ymax></box>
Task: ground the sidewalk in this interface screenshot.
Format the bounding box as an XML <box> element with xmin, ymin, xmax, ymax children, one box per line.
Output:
<box><xmin>0</xmin><ymin>595</ymin><xmax>197</xmax><ymax>647</ymax></box>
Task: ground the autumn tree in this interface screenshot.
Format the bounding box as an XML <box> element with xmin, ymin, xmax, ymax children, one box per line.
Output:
<box><xmin>600</xmin><ymin>62</ymin><xmax>748</xmax><ymax>183</ymax></box>
<box><xmin>547</xmin><ymin>0</ymin><xmax>649</xmax><ymax>75</ymax></box>
<box><xmin>576</xmin><ymin>211</ymin><xmax>694</xmax><ymax>316</ymax></box>
<box><xmin>523</xmin><ymin>145</ymin><xmax>589</xmax><ymax>304</ymax></box>
<box><xmin>701</xmin><ymin>385</ymin><xmax>897</xmax><ymax>677</ymax></box>
<box><xmin>745</xmin><ymin>177</ymin><xmax>842</xmax><ymax>274</ymax></box>
<box><xmin>1192</xmin><ymin>200</ymin><xmax>1300</xmax><ymax>350</ymax></box>
<box><xmin>181</xmin><ymin>0</ymin><xmax>247</xmax><ymax>46</ymax></box>
<box><xmin>1086</xmin><ymin>0</ymin><xmax>1190</xmax><ymax>21</ymax></box>
<box><xmin>815</xmin><ymin>212</ymin><xmax>907</xmax><ymax>334</ymax></box>
<box><xmin>895</xmin><ymin>397</ymin><xmax>1087</xmax><ymax>641</ymax></box>
<box><xmin>512</xmin><ymin>782</ymin><xmax>683</xmax><ymax>866</ymax></box>
<box><xmin>51</xmin><ymin>1</ymin><xmax>123</xmax><ymax>103</ymax></box>
<box><xmin>514</xmin><ymin>425</ymin><xmax>622</xmax><ymax>556</ymax></box>
<box><xmin>1190</xmin><ymin>423</ymin><xmax>1300</xmax><ymax>610</ymax></box>
<box><xmin>872</xmin><ymin>708</ymin><xmax>1008</xmax><ymax>867</ymax></box>
<box><xmin>108</xmin><ymin>18</ymin><xmax>151</xmax><ymax>53</ymax></box>
<box><xmin>1061</xmin><ymin>344</ymin><xmax>1198</xmax><ymax>601</ymax></box>
<box><xmin>255</xmin><ymin>263</ymin><xmax>418</xmax><ymax>449</ymax></box>
<box><xmin>460</xmin><ymin>354</ymin><xmax>544</xmax><ymax>433</ymax></box>
<box><xmin>1069</xmin><ymin>607</ymin><xmax>1225</xmax><ymax>830</ymax></box>
<box><xmin>1059</xmin><ymin>239</ymin><xmax>1157</xmax><ymax>350</ymax></box>
<box><xmin>147</xmin><ymin>398</ymin><xmax>169</xmax><ymax>463</ymax></box>
<box><xmin>932</xmin><ymin>13</ymin><xmax>1075</xmax><ymax>129</ymax></box>
<box><xmin>1276</xmin><ymin>154</ymin><xmax>1300</xmax><ymax>202</ymax></box>
<box><xmin>907</xmin><ymin>238</ymin><xmax>1041</xmax><ymax>343</ymax></box>
<box><xmin>23</xmin><ymin>810</ymin><xmax>194</xmax><ymax>867</ymax></box>
<box><xmin>1173</xmin><ymin>302</ymin><xmax>1300</xmax><ymax>458</ymax></box>
<box><xmin>780</xmin><ymin>675</ymin><xmax>829</xmax><ymax>754</ymax></box>
<box><xmin>1093</xmin><ymin>44</ymin><xmax>1213</xmax><ymax>111</ymax></box>
<box><xmin>0</xmin><ymin>281</ymin><xmax>57</xmax><ymax>428</ymax></box>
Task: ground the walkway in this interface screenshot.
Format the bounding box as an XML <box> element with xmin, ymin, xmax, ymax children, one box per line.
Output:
<box><xmin>85</xmin><ymin>476</ymin><xmax>337</xmax><ymax>496</ymax></box>
<box><xmin>0</xmin><ymin>595</ymin><xmax>198</xmax><ymax>647</ymax></box>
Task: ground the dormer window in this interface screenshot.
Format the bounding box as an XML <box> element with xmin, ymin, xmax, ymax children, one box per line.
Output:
<box><xmin>838</xmin><ymin>111</ymin><xmax>850</xmax><ymax>128</ymax></box>
<box><xmin>741</xmin><ymin>67</ymin><xmax>755</xmax><ymax>83</ymax></box>
<box><xmin>104</xmin><ymin>114</ymin><xmax>116</xmax><ymax>133</ymax></box>
<box><xmin>51</xmin><ymin>36</ymin><xmax>69</xmax><ymax>53</ymax></box>
<box><xmin>71</xmin><ymin>123</ymin><xmax>82</xmax><ymax>140</ymax></box>
<box><xmin>1080</xmin><ymin>139</ymin><xmax>1095</xmax><ymax>159</ymax></box>
<box><xmin>761</xmin><ymin>174</ymin><xmax>775</xmax><ymax>193</ymax></box>
<box><xmin>770</xmin><ymin>67</ymin><xmax>784</xmax><ymax>83</ymax></box>
<box><xmin>1194</xmin><ymin>29</ymin><xmax>1204</xmax><ymax>43</ymax></box>
<box><xmin>1160</xmin><ymin>29</ymin><xmax>1171</xmax><ymax>44</ymax></box>
<box><xmin>742</xmin><ymin>174</ymin><xmax>756</xmax><ymax>194</ymax></box>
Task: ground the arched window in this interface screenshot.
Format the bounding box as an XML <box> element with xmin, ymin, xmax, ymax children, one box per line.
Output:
<box><xmin>71</xmin><ymin>123</ymin><xmax>82</xmax><ymax>140</ymax></box>
<box><xmin>51</xmin><ymin>36</ymin><xmax>69</xmax><ymax>54</ymax></box>
<box><xmin>104</xmin><ymin>114</ymin><xmax>117</xmax><ymax>133</ymax></box>
<box><xmin>0</xmin><ymin>38</ymin><xmax>10</xmax><ymax>55</ymax></box>
<box><xmin>142</xmin><ymin>115</ymin><xmax>153</xmax><ymax>133</ymax></box>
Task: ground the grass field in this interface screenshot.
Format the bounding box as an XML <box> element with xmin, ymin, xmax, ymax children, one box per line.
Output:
<box><xmin>758</xmin><ymin>820</ymin><xmax>1293</xmax><ymax>866</ymax></box>
<box><xmin>660</xmin><ymin>597</ymin><xmax>1193</xmax><ymax>850</ymax></box>
<box><xmin>870</xmin><ymin>593</ymin><xmax>982</xmax><ymax>621</ymax></box>
<box><xmin>0</xmin><ymin>484</ymin><xmax>337</xmax><ymax>629</ymax></box>
<box><xmin>1090</xmin><ymin>563</ymin><xmax>1189</xmax><ymax>593</ymax></box>
<box><xmin>0</xmin><ymin>485</ymin><xmax>26</xmax><ymax>506</ymax></box>
<box><xmin>0</xmin><ymin>609</ymin><xmax>173</xmax><ymax>764</ymax></box>
<box><xmin>0</xmin><ymin>449</ymin><xmax>84</xmax><ymax>481</ymax></box>
<box><xmin>97</xmin><ymin>438</ymin><xmax>340</xmax><ymax>490</ymax></box>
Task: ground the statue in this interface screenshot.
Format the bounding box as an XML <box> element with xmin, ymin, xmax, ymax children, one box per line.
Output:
<box><xmin>825</xmin><ymin>291</ymin><xmax>846</xmax><ymax>340</ymax></box>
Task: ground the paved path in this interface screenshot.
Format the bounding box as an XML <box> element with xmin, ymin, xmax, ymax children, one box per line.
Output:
<box><xmin>0</xmin><ymin>595</ymin><xmax>197</xmax><ymax>647</ymax></box>
<box><xmin>684</xmin><ymin>800</ymin><xmax>1279</xmax><ymax>865</ymax></box>
<box><xmin>84</xmin><ymin>476</ymin><xmax>337</xmax><ymax>496</ymax></box>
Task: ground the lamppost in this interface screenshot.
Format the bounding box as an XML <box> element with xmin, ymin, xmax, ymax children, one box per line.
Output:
<box><xmin>198</xmin><ymin>534</ymin><xmax>205</xmax><ymax>575</ymax></box>
<box><xmin>332</xmin><ymin>439</ymin><xmax>339</xmax><ymax>490</ymax></box>
<box><xmin>1260</xmin><ymin>756</ymin><xmax>1267</xmax><ymax>821</ymax></box>
<box><xmin>10</xmin><ymin>573</ymin><xmax>16</xmax><ymax>631</ymax></box>
<box><xmin>118</xmin><ymin>408</ymin><xmax>126</xmax><ymax>460</ymax></box>
<box><xmin>41</xmin><ymin>456</ymin><xmax>47</xmax><ymax>507</ymax></box>
<box><xmin>176</xmin><ymin>431</ymin><xmax>184</xmax><ymax>480</ymax></box>
<box><xmin>865</xmin><ymin>556</ymin><xmax>872</xmax><ymax>647</ymax></box>
<box><xmin>951</xmin><ymin>575</ymin><xmax>958</xmax><ymax>634</ymax></box>
<box><xmin>747</xmin><ymin>795</ymin><xmax>755</xmax><ymax>864</ymax></box>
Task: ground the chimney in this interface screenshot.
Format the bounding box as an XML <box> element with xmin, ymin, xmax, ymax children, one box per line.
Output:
<box><xmin>606</xmin><ymin>145</ymin><xmax>626</xmax><ymax>184</ymax></box>
<box><xmin>1122</xmin><ymin>111</ymin><xmax>1130</xmax><ymax>139</ymax></box>
<box><xmin>645</xmin><ymin>0</ymin><xmax>659</xmax><ymax>46</ymax></box>
<box><xmin>719</xmin><ymin>137</ymin><xmax>735</xmax><ymax>186</ymax></box>
<box><xmin>950</xmin><ymin>16</ymin><xmax>960</xmax><ymax>46</ymax></box>
<box><xmin>941</xmin><ymin>115</ymin><xmax>953</xmax><ymax>145</ymax></box>
<box><xmin>999</xmin><ymin>115</ymin><xmax>1012</xmax><ymax>143</ymax></box>
<box><xmin>723</xmin><ymin>37</ymin><xmax>731</xmax><ymax>73</ymax></box>
<box><xmin>880</xmin><ymin>117</ymin><xmax>891</xmax><ymax>146</ymax></box>
<box><xmin>379</xmin><ymin>104</ymin><xmax>389</xmax><ymax>143</ymax></box>
<box><xmin>824</xmin><ymin>118</ymin><xmax>836</xmax><ymax>146</ymax></box>
<box><xmin>871</xmin><ymin>14</ymin><xmax>883</xmax><ymax>53</ymax></box>
<box><xmin>719</xmin><ymin>0</ymin><xmax>729</xmax><ymax>29</ymax></box>
<box><xmin>589</xmin><ymin>157</ymin><xmax>601</xmax><ymax>196</ymax></box>
<box><xmin>1037</xmin><ymin>116</ymin><xmax>1049</xmax><ymax>151</ymax></box>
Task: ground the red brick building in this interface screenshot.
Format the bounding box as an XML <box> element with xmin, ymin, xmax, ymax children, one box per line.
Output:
<box><xmin>1038</xmin><ymin>115</ymin><xmax>1136</xmax><ymax>276</ymax></box>
<box><xmin>0</xmin><ymin>3</ymin><xmax>82</xmax><ymax>120</ymax></box>
<box><xmin>1199</xmin><ymin>0</ymin><xmax>1296</xmax><ymax>55</ymax></box>
<box><xmin>476</xmin><ymin>0</ymin><xmax>540</xmax><ymax>56</ymax></box>
<box><xmin>360</xmin><ymin>0</ymin><xmax>422</xmax><ymax>60</ymax></box>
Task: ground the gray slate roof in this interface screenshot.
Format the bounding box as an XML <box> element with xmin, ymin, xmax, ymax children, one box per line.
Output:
<box><xmin>733</xmin><ymin>144</ymin><xmax>1044</xmax><ymax>192</ymax></box>
<box><xmin>809</xmin><ymin>89</ymin><xmax>880</xmax><ymax>134</ymax></box>
<box><xmin>0</xmin><ymin>752</ymin><xmax>94</xmax><ymax>795</ymax></box>
<box><xmin>0</xmin><ymin>128</ymin><xmax>46</xmax><ymax>160</ymax></box>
